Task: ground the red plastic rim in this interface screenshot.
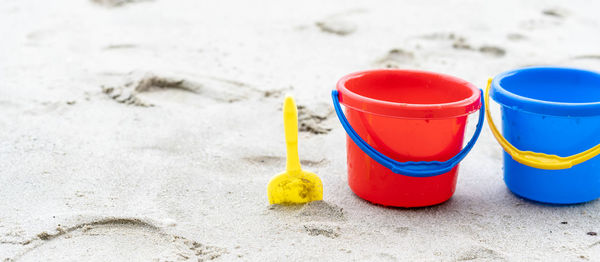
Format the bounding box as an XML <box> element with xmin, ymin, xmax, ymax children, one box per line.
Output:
<box><xmin>336</xmin><ymin>69</ymin><xmax>481</xmax><ymax>119</ymax></box>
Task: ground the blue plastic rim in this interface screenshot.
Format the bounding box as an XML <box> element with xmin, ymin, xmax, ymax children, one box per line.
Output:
<box><xmin>491</xmin><ymin>67</ymin><xmax>600</xmax><ymax>204</ymax></box>
<box><xmin>331</xmin><ymin>89</ymin><xmax>485</xmax><ymax>177</ymax></box>
<box><xmin>491</xmin><ymin>67</ymin><xmax>600</xmax><ymax>117</ymax></box>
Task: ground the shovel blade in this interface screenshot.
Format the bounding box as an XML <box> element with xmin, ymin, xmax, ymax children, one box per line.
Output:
<box><xmin>267</xmin><ymin>171</ymin><xmax>323</xmax><ymax>205</ymax></box>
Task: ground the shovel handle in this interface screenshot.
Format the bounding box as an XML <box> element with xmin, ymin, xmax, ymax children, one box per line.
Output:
<box><xmin>283</xmin><ymin>96</ymin><xmax>302</xmax><ymax>173</ymax></box>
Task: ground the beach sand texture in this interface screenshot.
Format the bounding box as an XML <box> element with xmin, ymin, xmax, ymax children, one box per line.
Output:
<box><xmin>1</xmin><ymin>0</ymin><xmax>600</xmax><ymax>261</ymax></box>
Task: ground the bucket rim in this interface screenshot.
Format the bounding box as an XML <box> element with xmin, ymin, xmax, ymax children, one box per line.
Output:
<box><xmin>491</xmin><ymin>66</ymin><xmax>600</xmax><ymax>117</ymax></box>
<box><xmin>336</xmin><ymin>69</ymin><xmax>481</xmax><ymax>119</ymax></box>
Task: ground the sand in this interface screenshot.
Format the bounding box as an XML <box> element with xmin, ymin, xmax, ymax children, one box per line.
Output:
<box><xmin>1</xmin><ymin>0</ymin><xmax>600</xmax><ymax>261</ymax></box>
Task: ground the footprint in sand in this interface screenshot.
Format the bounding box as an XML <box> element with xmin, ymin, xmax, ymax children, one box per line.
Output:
<box><xmin>316</xmin><ymin>20</ymin><xmax>357</xmax><ymax>36</ymax></box>
<box><xmin>451</xmin><ymin>37</ymin><xmax>506</xmax><ymax>57</ymax></box>
<box><xmin>456</xmin><ymin>246</ymin><xmax>506</xmax><ymax>261</ymax></box>
<box><xmin>102</xmin><ymin>44</ymin><xmax>138</xmax><ymax>50</ymax></box>
<box><xmin>375</xmin><ymin>48</ymin><xmax>416</xmax><ymax>68</ymax></box>
<box><xmin>297</xmin><ymin>103</ymin><xmax>334</xmax><ymax>135</ymax></box>
<box><xmin>295</xmin><ymin>201</ymin><xmax>346</xmax><ymax>221</ymax></box>
<box><xmin>519</xmin><ymin>9</ymin><xmax>567</xmax><ymax>31</ymax></box>
<box><xmin>541</xmin><ymin>8</ymin><xmax>568</xmax><ymax>18</ymax></box>
<box><xmin>506</xmin><ymin>33</ymin><xmax>527</xmax><ymax>41</ymax></box>
<box><xmin>303</xmin><ymin>223</ymin><xmax>341</xmax><ymax>239</ymax></box>
<box><xmin>91</xmin><ymin>0</ymin><xmax>152</xmax><ymax>7</ymax></box>
<box><xmin>262</xmin><ymin>86</ymin><xmax>292</xmax><ymax>99</ymax></box>
<box><xmin>478</xmin><ymin>46</ymin><xmax>506</xmax><ymax>57</ymax></box>
<box><xmin>268</xmin><ymin>200</ymin><xmax>346</xmax><ymax>222</ymax></box>
<box><xmin>13</xmin><ymin>218</ymin><xmax>226</xmax><ymax>262</ymax></box>
<box><xmin>573</xmin><ymin>55</ymin><xmax>600</xmax><ymax>60</ymax></box>
<box><xmin>268</xmin><ymin>201</ymin><xmax>346</xmax><ymax>239</ymax></box>
<box><xmin>315</xmin><ymin>9</ymin><xmax>367</xmax><ymax>36</ymax></box>
<box><xmin>274</xmin><ymin>102</ymin><xmax>334</xmax><ymax>134</ymax></box>
<box><xmin>100</xmin><ymin>73</ymin><xmax>258</xmax><ymax>107</ymax></box>
<box><xmin>452</xmin><ymin>37</ymin><xmax>506</xmax><ymax>57</ymax></box>
<box><xmin>418</xmin><ymin>33</ymin><xmax>506</xmax><ymax>58</ymax></box>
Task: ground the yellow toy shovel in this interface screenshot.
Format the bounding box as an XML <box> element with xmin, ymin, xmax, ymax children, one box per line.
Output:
<box><xmin>267</xmin><ymin>96</ymin><xmax>323</xmax><ymax>205</ymax></box>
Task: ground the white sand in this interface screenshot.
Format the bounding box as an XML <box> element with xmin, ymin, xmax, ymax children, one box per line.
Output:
<box><xmin>2</xmin><ymin>0</ymin><xmax>600</xmax><ymax>261</ymax></box>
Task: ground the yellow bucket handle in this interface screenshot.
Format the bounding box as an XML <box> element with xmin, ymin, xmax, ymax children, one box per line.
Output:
<box><xmin>485</xmin><ymin>78</ymin><xmax>600</xmax><ymax>169</ymax></box>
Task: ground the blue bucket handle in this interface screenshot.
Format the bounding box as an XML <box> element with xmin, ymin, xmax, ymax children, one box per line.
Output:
<box><xmin>331</xmin><ymin>89</ymin><xmax>485</xmax><ymax>177</ymax></box>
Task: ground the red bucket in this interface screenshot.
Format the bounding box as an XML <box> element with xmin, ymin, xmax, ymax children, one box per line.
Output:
<box><xmin>332</xmin><ymin>69</ymin><xmax>482</xmax><ymax>207</ymax></box>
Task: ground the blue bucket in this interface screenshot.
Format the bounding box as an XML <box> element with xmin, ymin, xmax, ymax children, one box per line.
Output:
<box><xmin>487</xmin><ymin>67</ymin><xmax>600</xmax><ymax>204</ymax></box>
